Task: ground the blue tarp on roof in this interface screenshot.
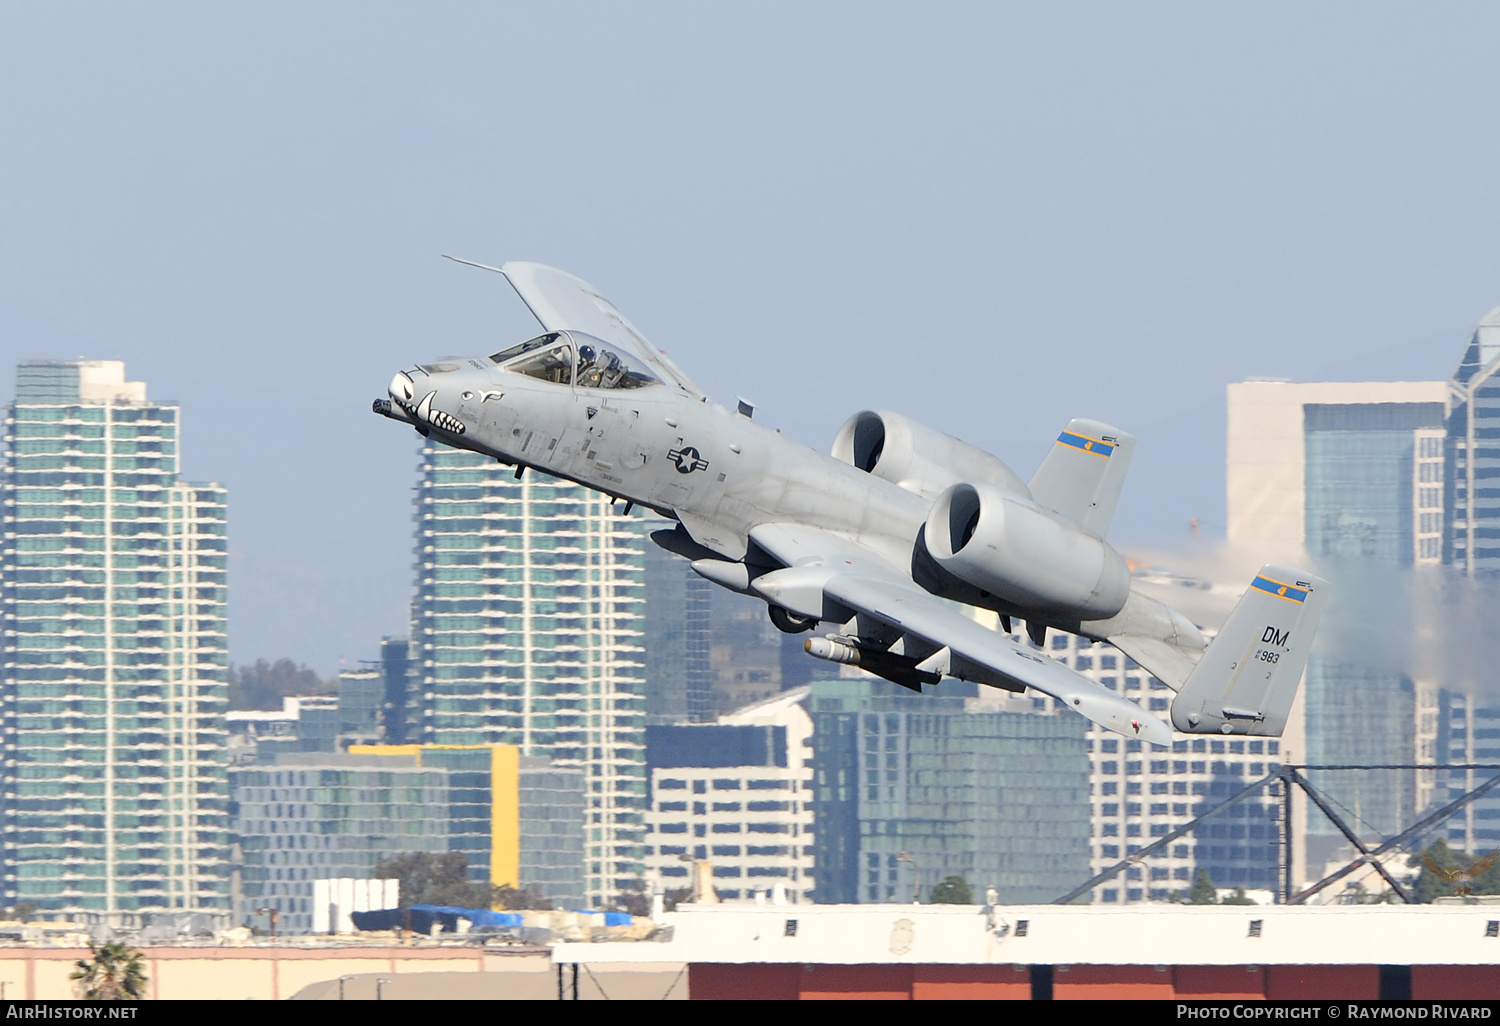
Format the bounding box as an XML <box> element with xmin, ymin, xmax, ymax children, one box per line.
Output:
<box><xmin>350</xmin><ymin>906</ymin><xmax>631</xmax><ymax>932</ymax></box>
<box><xmin>348</xmin><ymin>906</ymin><xmax>522</xmax><ymax>933</ymax></box>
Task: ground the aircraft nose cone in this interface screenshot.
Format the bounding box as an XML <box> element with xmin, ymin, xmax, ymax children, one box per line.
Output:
<box><xmin>389</xmin><ymin>371</ymin><xmax>415</xmax><ymax>403</ymax></box>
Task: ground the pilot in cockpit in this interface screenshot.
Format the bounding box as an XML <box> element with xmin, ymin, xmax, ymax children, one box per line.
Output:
<box><xmin>575</xmin><ymin>344</ymin><xmax>624</xmax><ymax>389</ymax></box>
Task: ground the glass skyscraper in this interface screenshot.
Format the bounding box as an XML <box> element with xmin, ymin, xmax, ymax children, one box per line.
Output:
<box><xmin>1442</xmin><ymin>305</ymin><xmax>1500</xmax><ymax>853</ymax></box>
<box><xmin>1</xmin><ymin>360</ymin><xmax>230</xmax><ymax>916</ymax></box>
<box><xmin>1302</xmin><ymin>401</ymin><xmax>1443</xmax><ymax>843</ymax></box>
<box><xmin>232</xmin><ymin>754</ymin><xmax>453</xmax><ymax>932</ymax></box>
<box><xmin>642</xmin><ymin>525</ymin><xmax>712</xmax><ymax>724</ymax></box>
<box><xmin>810</xmin><ymin>679</ymin><xmax>1090</xmax><ymax>904</ymax></box>
<box><xmin>409</xmin><ymin>440</ymin><xmax>644</xmax><ymax>907</ymax></box>
<box><xmin>1227</xmin><ymin>380</ymin><xmax>1447</xmax><ymax>886</ymax></box>
<box><xmin>1445</xmin><ymin>305</ymin><xmax>1500</xmax><ymax>574</ymax></box>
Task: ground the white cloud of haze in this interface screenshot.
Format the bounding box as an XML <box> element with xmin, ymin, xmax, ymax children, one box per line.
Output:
<box><xmin>1131</xmin><ymin>542</ymin><xmax>1500</xmax><ymax>700</ymax></box>
<box><xmin>3</xmin><ymin>4</ymin><xmax>1500</xmax><ymax>671</ymax></box>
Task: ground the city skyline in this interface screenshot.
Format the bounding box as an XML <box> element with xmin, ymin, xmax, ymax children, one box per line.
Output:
<box><xmin>7</xmin><ymin>6</ymin><xmax>1500</xmax><ymax>671</ymax></box>
<box><xmin>3</xmin><ymin>327</ymin><xmax>1500</xmax><ymax>916</ymax></box>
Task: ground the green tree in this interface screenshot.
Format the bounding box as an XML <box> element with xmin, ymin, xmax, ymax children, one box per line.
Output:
<box><xmin>374</xmin><ymin>851</ymin><xmax>492</xmax><ymax>908</ymax></box>
<box><xmin>493</xmin><ymin>884</ymin><xmax>554</xmax><ymax>911</ymax></box>
<box><xmin>1408</xmin><ymin>837</ymin><xmax>1500</xmax><ymax>903</ymax></box>
<box><xmin>1189</xmin><ymin>868</ymin><xmax>1218</xmax><ymax>904</ymax></box>
<box><xmin>228</xmin><ymin>658</ymin><xmax>330</xmax><ymax>711</ymax></box>
<box><xmin>611</xmin><ymin>879</ymin><xmax>653</xmax><ymax>917</ymax></box>
<box><xmin>661</xmin><ymin>887</ymin><xmax>692</xmax><ymax>913</ymax></box>
<box><xmin>71</xmin><ymin>941</ymin><xmax>147</xmax><ymax>1001</ymax></box>
<box><xmin>1221</xmin><ymin>886</ymin><xmax>1256</xmax><ymax>905</ymax></box>
<box><xmin>3</xmin><ymin>902</ymin><xmax>37</xmax><ymax>923</ymax></box>
<box><xmin>929</xmin><ymin>875</ymin><xmax>974</xmax><ymax>904</ymax></box>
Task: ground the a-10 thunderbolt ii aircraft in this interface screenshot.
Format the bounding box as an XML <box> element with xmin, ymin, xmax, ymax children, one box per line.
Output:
<box><xmin>375</xmin><ymin>260</ymin><xmax>1328</xmax><ymax>747</ymax></box>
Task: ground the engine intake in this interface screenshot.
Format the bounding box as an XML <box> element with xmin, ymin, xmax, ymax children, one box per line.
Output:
<box><xmin>924</xmin><ymin>481</ymin><xmax>1130</xmax><ymax>620</ymax></box>
<box><xmin>832</xmin><ymin>410</ymin><xmax>1028</xmax><ymax>502</ymax></box>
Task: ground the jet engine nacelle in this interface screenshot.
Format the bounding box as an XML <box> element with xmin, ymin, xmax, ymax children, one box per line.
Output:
<box><xmin>924</xmin><ymin>481</ymin><xmax>1131</xmax><ymax>620</ymax></box>
<box><xmin>831</xmin><ymin>410</ymin><xmax>1029</xmax><ymax>502</ymax></box>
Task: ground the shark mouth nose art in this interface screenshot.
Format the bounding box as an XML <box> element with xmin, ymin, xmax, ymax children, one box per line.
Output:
<box><xmin>378</xmin><ymin>371</ymin><xmax>465</xmax><ymax>434</ymax></box>
<box><xmin>415</xmin><ymin>390</ymin><xmax>465</xmax><ymax>435</ymax></box>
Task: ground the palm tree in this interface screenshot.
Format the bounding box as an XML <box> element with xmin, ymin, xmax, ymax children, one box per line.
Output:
<box><xmin>71</xmin><ymin>941</ymin><xmax>148</xmax><ymax>1000</ymax></box>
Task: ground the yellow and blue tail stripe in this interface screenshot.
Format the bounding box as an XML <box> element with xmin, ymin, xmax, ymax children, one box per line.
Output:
<box><xmin>1250</xmin><ymin>575</ymin><xmax>1308</xmax><ymax>604</ymax></box>
<box><xmin>1056</xmin><ymin>431</ymin><xmax>1114</xmax><ymax>458</ymax></box>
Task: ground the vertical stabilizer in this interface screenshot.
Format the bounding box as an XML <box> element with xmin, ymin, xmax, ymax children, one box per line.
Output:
<box><xmin>1170</xmin><ymin>564</ymin><xmax>1329</xmax><ymax>737</ymax></box>
<box><xmin>1028</xmin><ymin>418</ymin><xmax>1136</xmax><ymax>537</ymax></box>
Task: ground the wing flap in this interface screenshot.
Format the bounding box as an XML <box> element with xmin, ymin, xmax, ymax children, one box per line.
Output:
<box><xmin>823</xmin><ymin>575</ymin><xmax>1171</xmax><ymax>746</ymax></box>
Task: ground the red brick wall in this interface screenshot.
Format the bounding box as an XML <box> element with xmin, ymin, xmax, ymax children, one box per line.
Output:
<box><xmin>1053</xmin><ymin>964</ymin><xmax>1176</xmax><ymax>1000</ymax></box>
<box><xmin>689</xmin><ymin>963</ymin><xmax>800</xmax><ymax>1000</ymax></box>
<box><xmin>911</xmin><ymin>965</ymin><xmax>1031</xmax><ymax>1000</ymax></box>
<box><xmin>1266</xmin><ymin>965</ymin><xmax>1379</xmax><ymax>999</ymax></box>
<box><xmin>1412</xmin><ymin>966</ymin><xmax>1500</xmax><ymax>1000</ymax></box>
<box><xmin>799</xmin><ymin>964</ymin><xmax>913</xmax><ymax>1000</ymax></box>
<box><xmin>1173</xmin><ymin>965</ymin><xmax>1268</xmax><ymax>999</ymax></box>
<box><xmin>687</xmin><ymin>962</ymin><xmax>1411</xmax><ymax>1000</ymax></box>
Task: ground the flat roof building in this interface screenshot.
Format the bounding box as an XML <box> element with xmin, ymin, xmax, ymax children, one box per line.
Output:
<box><xmin>808</xmin><ymin>678</ymin><xmax>1090</xmax><ymax>905</ymax></box>
<box><xmin>645</xmin><ymin>689</ymin><xmax>814</xmax><ymax>903</ymax></box>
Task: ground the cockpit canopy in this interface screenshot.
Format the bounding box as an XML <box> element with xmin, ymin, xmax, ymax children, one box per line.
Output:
<box><xmin>489</xmin><ymin>331</ymin><xmax>665</xmax><ymax>391</ymax></box>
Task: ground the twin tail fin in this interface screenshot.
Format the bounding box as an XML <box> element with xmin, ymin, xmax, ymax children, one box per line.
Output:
<box><xmin>1170</xmin><ymin>563</ymin><xmax>1329</xmax><ymax>737</ymax></box>
<box><xmin>1028</xmin><ymin>418</ymin><xmax>1136</xmax><ymax>537</ymax></box>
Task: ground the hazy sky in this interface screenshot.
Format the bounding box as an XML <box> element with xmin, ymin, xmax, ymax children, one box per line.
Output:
<box><xmin>4</xmin><ymin>4</ymin><xmax>1500</xmax><ymax>674</ymax></box>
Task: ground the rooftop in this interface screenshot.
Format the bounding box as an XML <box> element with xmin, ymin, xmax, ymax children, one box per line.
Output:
<box><xmin>555</xmin><ymin>902</ymin><xmax>1500</xmax><ymax>967</ymax></box>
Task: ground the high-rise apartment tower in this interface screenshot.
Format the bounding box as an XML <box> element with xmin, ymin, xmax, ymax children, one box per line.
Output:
<box><xmin>1</xmin><ymin>361</ymin><xmax>230</xmax><ymax>916</ymax></box>
<box><xmin>409</xmin><ymin>440</ymin><xmax>645</xmax><ymax>907</ymax></box>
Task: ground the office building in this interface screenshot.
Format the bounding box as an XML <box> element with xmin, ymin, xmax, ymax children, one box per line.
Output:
<box><xmin>809</xmin><ymin>678</ymin><xmax>1090</xmax><ymax>905</ymax></box>
<box><xmin>378</xmin><ymin>636</ymin><xmax>414</xmax><ymax>744</ymax></box>
<box><xmin>643</xmin><ymin>532</ymin><xmax>712</xmax><ymax>724</ymax></box>
<box><xmin>409</xmin><ymin>440</ymin><xmax>645</xmax><ymax>907</ymax></box>
<box><xmin>1227</xmin><ymin>379</ymin><xmax>1446</xmax><ymax>872</ymax></box>
<box><xmin>336</xmin><ymin>668</ymin><xmax>382</xmax><ymax>741</ymax></box>
<box><xmin>231</xmin><ymin>753</ymin><xmax>453</xmax><ymax>932</ymax></box>
<box><xmin>709</xmin><ymin>589</ymin><xmax>786</xmax><ymax>715</ymax></box>
<box><xmin>350</xmin><ymin>742</ymin><xmax>586</xmax><ymax>908</ymax></box>
<box><xmin>516</xmin><ymin>755</ymin><xmax>588</xmax><ymax>909</ymax></box>
<box><xmin>234</xmin><ymin>745</ymin><xmax>586</xmax><ymax>930</ymax></box>
<box><xmin>226</xmin><ymin>695</ymin><xmax>337</xmax><ymax>763</ymax></box>
<box><xmin>644</xmin><ymin>689</ymin><xmax>814</xmax><ymax>902</ymax></box>
<box><xmin>1445</xmin><ymin>305</ymin><xmax>1500</xmax><ymax>574</ymax></box>
<box><xmin>1441</xmin><ymin>305</ymin><xmax>1500</xmax><ymax>854</ymax></box>
<box><xmin>1036</xmin><ymin>627</ymin><xmax>1284</xmax><ymax>901</ymax></box>
<box><xmin>1</xmin><ymin>360</ymin><xmax>230</xmax><ymax>916</ymax></box>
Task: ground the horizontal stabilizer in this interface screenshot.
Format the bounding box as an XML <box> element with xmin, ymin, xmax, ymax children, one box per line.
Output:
<box><xmin>1170</xmin><ymin>564</ymin><xmax>1329</xmax><ymax>737</ymax></box>
<box><xmin>1028</xmin><ymin>418</ymin><xmax>1135</xmax><ymax>537</ymax></box>
<box><xmin>1108</xmin><ymin>635</ymin><xmax>1200</xmax><ymax>692</ymax></box>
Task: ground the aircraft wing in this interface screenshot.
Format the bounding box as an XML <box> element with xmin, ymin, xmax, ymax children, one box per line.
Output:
<box><xmin>747</xmin><ymin>523</ymin><xmax>1172</xmax><ymax>746</ymax></box>
<box><xmin>497</xmin><ymin>261</ymin><xmax>705</xmax><ymax>397</ymax></box>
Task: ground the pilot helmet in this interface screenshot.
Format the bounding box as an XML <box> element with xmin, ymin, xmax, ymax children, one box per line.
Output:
<box><xmin>577</xmin><ymin>344</ymin><xmax>597</xmax><ymax>366</ymax></box>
